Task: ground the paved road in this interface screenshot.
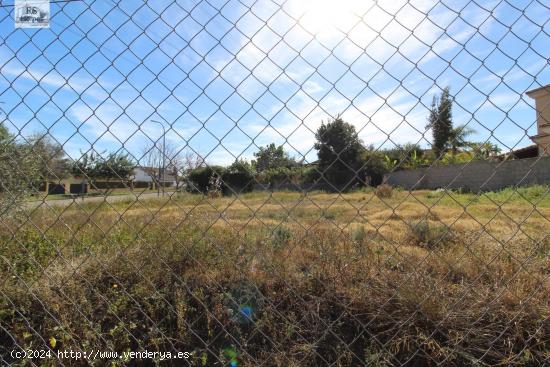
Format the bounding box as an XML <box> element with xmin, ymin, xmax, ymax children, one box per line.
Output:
<box><xmin>26</xmin><ymin>192</ymin><xmax>172</xmax><ymax>208</ymax></box>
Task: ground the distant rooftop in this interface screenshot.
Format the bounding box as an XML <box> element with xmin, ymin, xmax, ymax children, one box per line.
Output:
<box><xmin>526</xmin><ymin>84</ymin><xmax>550</xmax><ymax>98</ymax></box>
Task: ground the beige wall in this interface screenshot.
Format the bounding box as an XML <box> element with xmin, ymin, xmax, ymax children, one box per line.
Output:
<box><xmin>385</xmin><ymin>155</ymin><xmax>550</xmax><ymax>191</ymax></box>
<box><xmin>527</xmin><ymin>85</ymin><xmax>550</xmax><ymax>156</ymax></box>
<box><xmin>535</xmin><ymin>92</ymin><xmax>550</xmax><ymax>128</ymax></box>
<box><xmin>532</xmin><ymin>135</ymin><xmax>550</xmax><ymax>156</ymax></box>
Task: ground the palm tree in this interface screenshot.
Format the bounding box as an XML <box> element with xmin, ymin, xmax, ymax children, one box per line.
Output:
<box><xmin>448</xmin><ymin>124</ymin><xmax>476</xmax><ymax>154</ymax></box>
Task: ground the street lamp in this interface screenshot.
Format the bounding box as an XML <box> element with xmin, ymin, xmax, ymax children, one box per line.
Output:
<box><xmin>150</xmin><ymin>119</ymin><xmax>166</xmax><ymax>197</ymax></box>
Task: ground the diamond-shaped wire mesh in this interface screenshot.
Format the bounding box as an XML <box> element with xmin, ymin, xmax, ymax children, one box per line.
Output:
<box><xmin>1</xmin><ymin>0</ymin><xmax>549</xmax><ymax>365</ymax></box>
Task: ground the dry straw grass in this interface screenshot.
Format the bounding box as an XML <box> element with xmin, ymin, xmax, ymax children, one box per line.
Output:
<box><xmin>1</xmin><ymin>187</ymin><xmax>549</xmax><ymax>366</ymax></box>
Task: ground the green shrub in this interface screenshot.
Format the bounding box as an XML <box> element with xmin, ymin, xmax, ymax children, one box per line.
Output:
<box><xmin>300</xmin><ymin>166</ymin><xmax>321</xmax><ymax>184</ymax></box>
<box><xmin>485</xmin><ymin>185</ymin><xmax>549</xmax><ymax>204</ymax></box>
<box><xmin>322</xmin><ymin>211</ymin><xmax>336</xmax><ymax>220</ymax></box>
<box><xmin>436</xmin><ymin>151</ymin><xmax>474</xmax><ymax>165</ymax></box>
<box><xmin>188</xmin><ymin>161</ymin><xmax>255</xmax><ymax>195</ymax></box>
<box><xmin>407</xmin><ymin>219</ymin><xmax>453</xmax><ymax>249</ymax></box>
<box><xmin>256</xmin><ymin>167</ymin><xmax>306</xmax><ymax>186</ymax></box>
<box><xmin>362</xmin><ymin>150</ymin><xmax>388</xmax><ymax>186</ymax></box>
<box><xmin>515</xmin><ymin>185</ymin><xmax>549</xmax><ymax>202</ymax></box>
<box><xmin>350</xmin><ymin>225</ymin><xmax>366</xmax><ymax>243</ymax></box>
<box><xmin>381</xmin><ymin>143</ymin><xmax>428</xmax><ymax>170</ymax></box>
<box><xmin>187</xmin><ymin>166</ymin><xmax>225</xmax><ymax>194</ymax></box>
<box><xmin>222</xmin><ymin>160</ymin><xmax>255</xmax><ymax>194</ymax></box>
<box><xmin>271</xmin><ymin>226</ymin><xmax>292</xmax><ymax>249</ymax></box>
<box><xmin>375</xmin><ymin>184</ymin><xmax>393</xmax><ymax>198</ymax></box>
<box><xmin>317</xmin><ymin>167</ymin><xmax>362</xmax><ymax>191</ymax></box>
<box><xmin>0</xmin><ymin>137</ymin><xmax>43</xmax><ymax>216</ymax></box>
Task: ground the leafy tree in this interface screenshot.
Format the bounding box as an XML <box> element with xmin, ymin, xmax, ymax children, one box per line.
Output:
<box><xmin>300</xmin><ymin>166</ymin><xmax>321</xmax><ymax>185</ymax></box>
<box><xmin>382</xmin><ymin>143</ymin><xmax>426</xmax><ymax>168</ymax></box>
<box><xmin>72</xmin><ymin>151</ymin><xmax>135</xmax><ymax>181</ymax></box>
<box><xmin>25</xmin><ymin>134</ymin><xmax>70</xmax><ymax>183</ymax></box>
<box><xmin>383</xmin><ymin>154</ymin><xmax>398</xmax><ymax>170</ymax></box>
<box><xmin>72</xmin><ymin>151</ymin><xmax>97</xmax><ymax>178</ymax></box>
<box><xmin>314</xmin><ymin>117</ymin><xmax>364</xmax><ymax>188</ymax></box>
<box><xmin>0</xmin><ymin>127</ymin><xmax>41</xmax><ymax>215</ymax></box>
<box><xmin>0</xmin><ymin>122</ymin><xmax>10</xmax><ymax>143</ymax></box>
<box><xmin>96</xmin><ymin>152</ymin><xmax>135</xmax><ymax>179</ymax></box>
<box><xmin>407</xmin><ymin>150</ymin><xmax>428</xmax><ymax>168</ymax></box>
<box><xmin>438</xmin><ymin>141</ymin><xmax>500</xmax><ymax>165</ymax></box>
<box><xmin>222</xmin><ymin>159</ymin><xmax>255</xmax><ymax>194</ymax></box>
<box><xmin>438</xmin><ymin>151</ymin><xmax>474</xmax><ymax>165</ymax></box>
<box><xmin>256</xmin><ymin>166</ymin><xmax>306</xmax><ymax>186</ymax></box>
<box><xmin>399</xmin><ymin>143</ymin><xmax>424</xmax><ymax>159</ymax></box>
<box><xmin>252</xmin><ymin>143</ymin><xmax>296</xmax><ymax>172</ymax></box>
<box><xmin>362</xmin><ymin>150</ymin><xmax>388</xmax><ymax>186</ymax></box>
<box><xmin>469</xmin><ymin>142</ymin><xmax>501</xmax><ymax>160</ymax></box>
<box><xmin>448</xmin><ymin>124</ymin><xmax>476</xmax><ymax>154</ymax></box>
<box><xmin>427</xmin><ymin>87</ymin><xmax>453</xmax><ymax>157</ymax></box>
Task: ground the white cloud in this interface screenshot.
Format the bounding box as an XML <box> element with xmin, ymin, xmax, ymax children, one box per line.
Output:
<box><xmin>3</xmin><ymin>0</ymin><xmax>537</xmax><ymax>163</ymax></box>
<box><xmin>0</xmin><ymin>63</ymin><xmax>112</xmax><ymax>99</ymax></box>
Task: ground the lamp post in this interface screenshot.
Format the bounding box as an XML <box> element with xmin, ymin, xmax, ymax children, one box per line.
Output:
<box><xmin>150</xmin><ymin>119</ymin><xmax>166</xmax><ymax>197</ymax></box>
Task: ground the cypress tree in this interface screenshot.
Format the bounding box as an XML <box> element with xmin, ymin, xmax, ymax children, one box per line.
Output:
<box><xmin>427</xmin><ymin>87</ymin><xmax>453</xmax><ymax>157</ymax></box>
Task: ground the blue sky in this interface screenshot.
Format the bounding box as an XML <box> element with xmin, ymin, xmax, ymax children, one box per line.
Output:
<box><xmin>0</xmin><ymin>0</ymin><xmax>548</xmax><ymax>165</ymax></box>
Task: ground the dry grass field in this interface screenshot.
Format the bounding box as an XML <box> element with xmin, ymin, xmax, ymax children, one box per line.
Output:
<box><xmin>1</xmin><ymin>186</ymin><xmax>549</xmax><ymax>366</ymax></box>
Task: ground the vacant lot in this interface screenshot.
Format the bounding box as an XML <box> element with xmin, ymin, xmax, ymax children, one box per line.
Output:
<box><xmin>2</xmin><ymin>187</ymin><xmax>549</xmax><ymax>366</ymax></box>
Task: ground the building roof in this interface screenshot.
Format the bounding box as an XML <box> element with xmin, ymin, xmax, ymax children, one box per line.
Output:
<box><xmin>526</xmin><ymin>84</ymin><xmax>550</xmax><ymax>98</ymax></box>
<box><xmin>500</xmin><ymin>144</ymin><xmax>539</xmax><ymax>160</ymax></box>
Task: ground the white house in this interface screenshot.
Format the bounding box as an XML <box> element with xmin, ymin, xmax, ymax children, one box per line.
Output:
<box><xmin>132</xmin><ymin>166</ymin><xmax>177</xmax><ymax>187</ymax></box>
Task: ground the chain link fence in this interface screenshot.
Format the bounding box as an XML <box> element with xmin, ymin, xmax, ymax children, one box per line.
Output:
<box><xmin>1</xmin><ymin>0</ymin><xmax>549</xmax><ymax>365</ymax></box>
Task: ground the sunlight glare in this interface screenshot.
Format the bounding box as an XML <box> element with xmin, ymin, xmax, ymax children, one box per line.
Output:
<box><xmin>293</xmin><ymin>0</ymin><xmax>372</xmax><ymax>34</ymax></box>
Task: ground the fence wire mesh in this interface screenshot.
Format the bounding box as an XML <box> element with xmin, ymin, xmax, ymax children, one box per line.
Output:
<box><xmin>0</xmin><ymin>0</ymin><xmax>549</xmax><ymax>365</ymax></box>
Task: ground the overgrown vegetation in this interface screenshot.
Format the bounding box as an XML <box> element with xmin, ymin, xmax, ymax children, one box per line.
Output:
<box><xmin>2</xmin><ymin>189</ymin><xmax>549</xmax><ymax>366</ymax></box>
<box><xmin>375</xmin><ymin>183</ymin><xmax>393</xmax><ymax>198</ymax></box>
<box><xmin>407</xmin><ymin>219</ymin><xmax>454</xmax><ymax>249</ymax></box>
<box><xmin>0</xmin><ymin>125</ymin><xmax>68</xmax><ymax>216</ymax></box>
<box><xmin>187</xmin><ymin>160</ymin><xmax>255</xmax><ymax>195</ymax></box>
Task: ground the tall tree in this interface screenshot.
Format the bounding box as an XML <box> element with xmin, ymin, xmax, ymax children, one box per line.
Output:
<box><xmin>252</xmin><ymin>143</ymin><xmax>296</xmax><ymax>172</ymax></box>
<box><xmin>315</xmin><ymin>117</ymin><xmax>363</xmax><ymax>170</ymax></box>
<box><xmin>25</xmin><ymin>133</ymin><xmax>70</xmax><ymax>183</ymax></box>
<box><xmin>314</xmin><ymin>117</ymin><xmax>364</xmax><ymax>188</ymax></box>
<box><xmin>448</xmin><ymin>124</ymin><xmax>476</xmax><ymax>154</ymax></box>
<box><xmin>427</xmin><ymin>87</ymin><xmax>453</xmax><ymax>157</ymax></box>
